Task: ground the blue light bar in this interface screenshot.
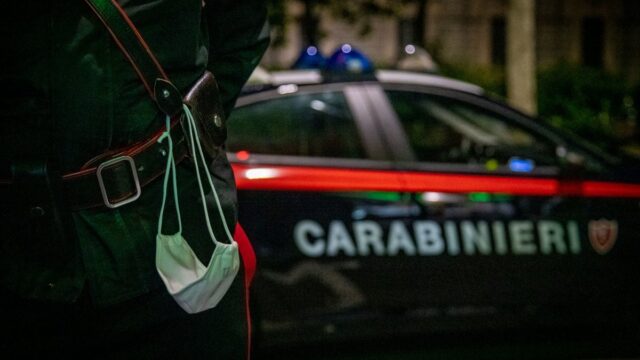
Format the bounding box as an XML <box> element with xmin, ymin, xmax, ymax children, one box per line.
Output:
<box><xmin>508</xmin><ymin>157</ymin><xmax>535</xmax><ymax>173</ymax></box>
<box><xmin>325</xmin><ymin>44</ymin><xmax>374</xmax><ymax>73</ymax></box>
<box><xmin>292</xmin><ymin>45</ymin><xmax>326</xmax><ymax>69</ymax></box>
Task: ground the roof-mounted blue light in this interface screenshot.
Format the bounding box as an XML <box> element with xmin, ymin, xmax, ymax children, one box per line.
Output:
<box><xmin>292</xmin><ymin>45</ymin><xmax>326</xmax><ymax>70</ymax></box>
<box><xmin>325</xmin><ymin>44</ymin><xmax>374</xmax><ymax>74</ymax></box>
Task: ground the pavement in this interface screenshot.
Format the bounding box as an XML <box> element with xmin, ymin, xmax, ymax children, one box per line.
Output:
<box><xmin>254</xmin><ymin>330</ymin><xmax>640</xmax><ymax>360</ymax></box>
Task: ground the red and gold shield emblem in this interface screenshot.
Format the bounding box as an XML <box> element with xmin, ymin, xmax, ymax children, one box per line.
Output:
<box><xmin>588</xmin><ymin>219</ymin><xmax>618</xmax><ymax>255</ymax></box>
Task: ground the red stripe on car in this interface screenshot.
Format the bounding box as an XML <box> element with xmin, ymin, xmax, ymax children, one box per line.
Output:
<box><xmin>232</xmin><ymin>164</ymin><xmax>640</xmax><ymax>198</ymax></box>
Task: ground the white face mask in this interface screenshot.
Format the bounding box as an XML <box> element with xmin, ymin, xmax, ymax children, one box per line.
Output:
<box><xmin>155</xmin><ymin>105</ymin><xmax>240</xmax><ymax>314</ymax></box>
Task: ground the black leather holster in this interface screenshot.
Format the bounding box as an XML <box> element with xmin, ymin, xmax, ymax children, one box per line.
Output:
<box><xmin>182</xmin><ymin>71</ymin><xmax>227</xmax><ymax>158</ymax></box>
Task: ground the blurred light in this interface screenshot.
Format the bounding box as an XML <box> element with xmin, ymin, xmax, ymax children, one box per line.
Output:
<box><xmin>325</xmin><ymin>44</ymin><xmax>374</xmax><ymax>74</ymax></box>
<box><xmin>292</xmin><ymin>45</ymin><xmax>326</xmax><ymax>69</ymax></box>
<box><xmin>236</xmin><ymin>150</ymin><xmax>250</xmax><ymax>161</ymax></box>
<box><xmin>485</xmin><ymin>159</ymin><xmax>499</xmax><ymax>171</ymax></box>
<box><xmin>306</xmin><ymin>46</ymin><xmax>318</xmax><ymax>56</ymax></box>
<box><xmin>404</xmin><ymin>44</ymin><xmax>416</xmax><ymax>55</ymax></box>
<box><xmin>556</xmin><ymin>146</ymin><xmax>567</xmax><ymax>158</ymax></box>
<box><xmin>421</xmin><ymin>192</ymin><xmax>466</xmax><ymax>204</ymax></box>
<box><xmin>508</xmin><ymin>157</ymin><xmax>535</xmax><ymax>173</ymax></box>
<box><xmin>310</xmin><ymin>100</ymin><xmax>326</xmax><ymax>111</ymax></box>
<box><xmin>423</xmin><ymin>192</ymin><xmax>444</xmax><ymax>203</ymax></box>
<box><xmin>277</xmin><ymin>84</ymin><xmax>298</xmax><ymax>95</ymax></box>
<box><xmin>245</xmin><ymin>168</ymin><xmax>279</xmax><ymax>180</ymax></box>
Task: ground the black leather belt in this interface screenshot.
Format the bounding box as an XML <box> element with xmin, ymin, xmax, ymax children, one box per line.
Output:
<box><xmin>67</xmin><ymin>121</ymin><xmax>189</xmax><ymax>211</ymax></box>
<box><xmin>1</xmin><ymin>120</ymin><xmax>189</xmax><ymax>211</ymax></box>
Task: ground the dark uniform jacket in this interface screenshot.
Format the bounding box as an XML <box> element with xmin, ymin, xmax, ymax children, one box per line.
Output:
<box><xmin>0</xmin><ymin>0</ymin><xmax>269</xmax><ymax>305</ymax></box>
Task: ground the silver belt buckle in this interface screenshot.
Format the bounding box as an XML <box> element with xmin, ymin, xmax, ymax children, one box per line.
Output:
<box><xmin>96</xmin><ymin>156</ymin><xmax>142</xmax><ymax>209</ymax></box>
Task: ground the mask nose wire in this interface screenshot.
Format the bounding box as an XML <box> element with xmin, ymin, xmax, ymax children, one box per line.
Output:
<box><xmin>157</xmin><ymin>115</ymin><xmax>183</xmax><ymax>236</ymax></box>
<box><xmin>183</xmin><ymin>104</ymin><xmax>235</xmax><ymax>245</ymax></box>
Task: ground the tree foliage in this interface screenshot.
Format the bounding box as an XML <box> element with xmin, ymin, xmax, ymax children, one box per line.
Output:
<box><xmin>537</xmin><ymin>63</ymin><xmax>638</xmax><ymax>153</ymax></box>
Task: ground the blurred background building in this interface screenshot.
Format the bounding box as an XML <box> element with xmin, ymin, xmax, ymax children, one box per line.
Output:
<box><xmin>263</xmin><ymin>0</ymin><xmax>640</xmax><ymax>81</ymax></box>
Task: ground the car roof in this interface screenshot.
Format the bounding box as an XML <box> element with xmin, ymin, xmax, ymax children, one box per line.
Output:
<box><xmin>244</xmin><ymin>68</ymin><xmax>485</xmax><ymax>96</ymax></box>
<box><xmin>375</xmin><ymin>70</ymin><xmax>484</xmax><ymax>95</ymax></box>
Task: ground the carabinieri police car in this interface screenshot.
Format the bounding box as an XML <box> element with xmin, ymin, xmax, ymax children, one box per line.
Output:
<box><xmin>227</xmin><ymin>45</ymin><xmax>640</xmax><ymax>356</ymax></box>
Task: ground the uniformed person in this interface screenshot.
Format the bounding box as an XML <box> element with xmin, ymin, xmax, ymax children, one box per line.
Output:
<box><xmin>0</xmin><ymin>0</ymin><xmax>269</xmax><ymax>358</ymax></box>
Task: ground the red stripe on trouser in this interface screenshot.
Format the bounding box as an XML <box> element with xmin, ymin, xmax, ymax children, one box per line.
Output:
<box><xmin>234</xmin><ymin>223</ymin><xmax>256</xmax><ymax>360</ymax></box>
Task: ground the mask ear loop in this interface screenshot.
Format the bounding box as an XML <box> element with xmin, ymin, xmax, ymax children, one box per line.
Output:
<box><xmin>183</xmin><ymin>104</ymin><xmax>235</xmax><ymax>245</ymax></box>
<box><xmin>157</xmin><ymin>115</ymin><xmax>183</xmax><ymax>236</ymax></box>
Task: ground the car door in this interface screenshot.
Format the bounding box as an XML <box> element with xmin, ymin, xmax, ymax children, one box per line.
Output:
<box><xmin>226</xmin><ymin>83</ymin><xmax>413</xmax><ymax>346</ymax></box>
<box><xmin>373</xmin><ymin>83</ymin><xmax>640</xmax><ymax>340</ymax></box>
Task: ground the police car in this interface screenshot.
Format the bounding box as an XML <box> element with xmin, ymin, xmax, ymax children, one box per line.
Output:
<box><xmin>227</xmin><ymin>45</ymin><xmax>640</xmax><ymax>355</ymax></box>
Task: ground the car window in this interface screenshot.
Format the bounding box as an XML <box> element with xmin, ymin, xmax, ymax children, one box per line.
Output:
<box><xmin>227</xmin><ymin>91</ymin><xmax>366</xmax><ymax>159</ymax></box>
<box><xmin>385</xmin><ymin>90</ymin><xmax>560</xmax><ymax>167</ymax></box>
